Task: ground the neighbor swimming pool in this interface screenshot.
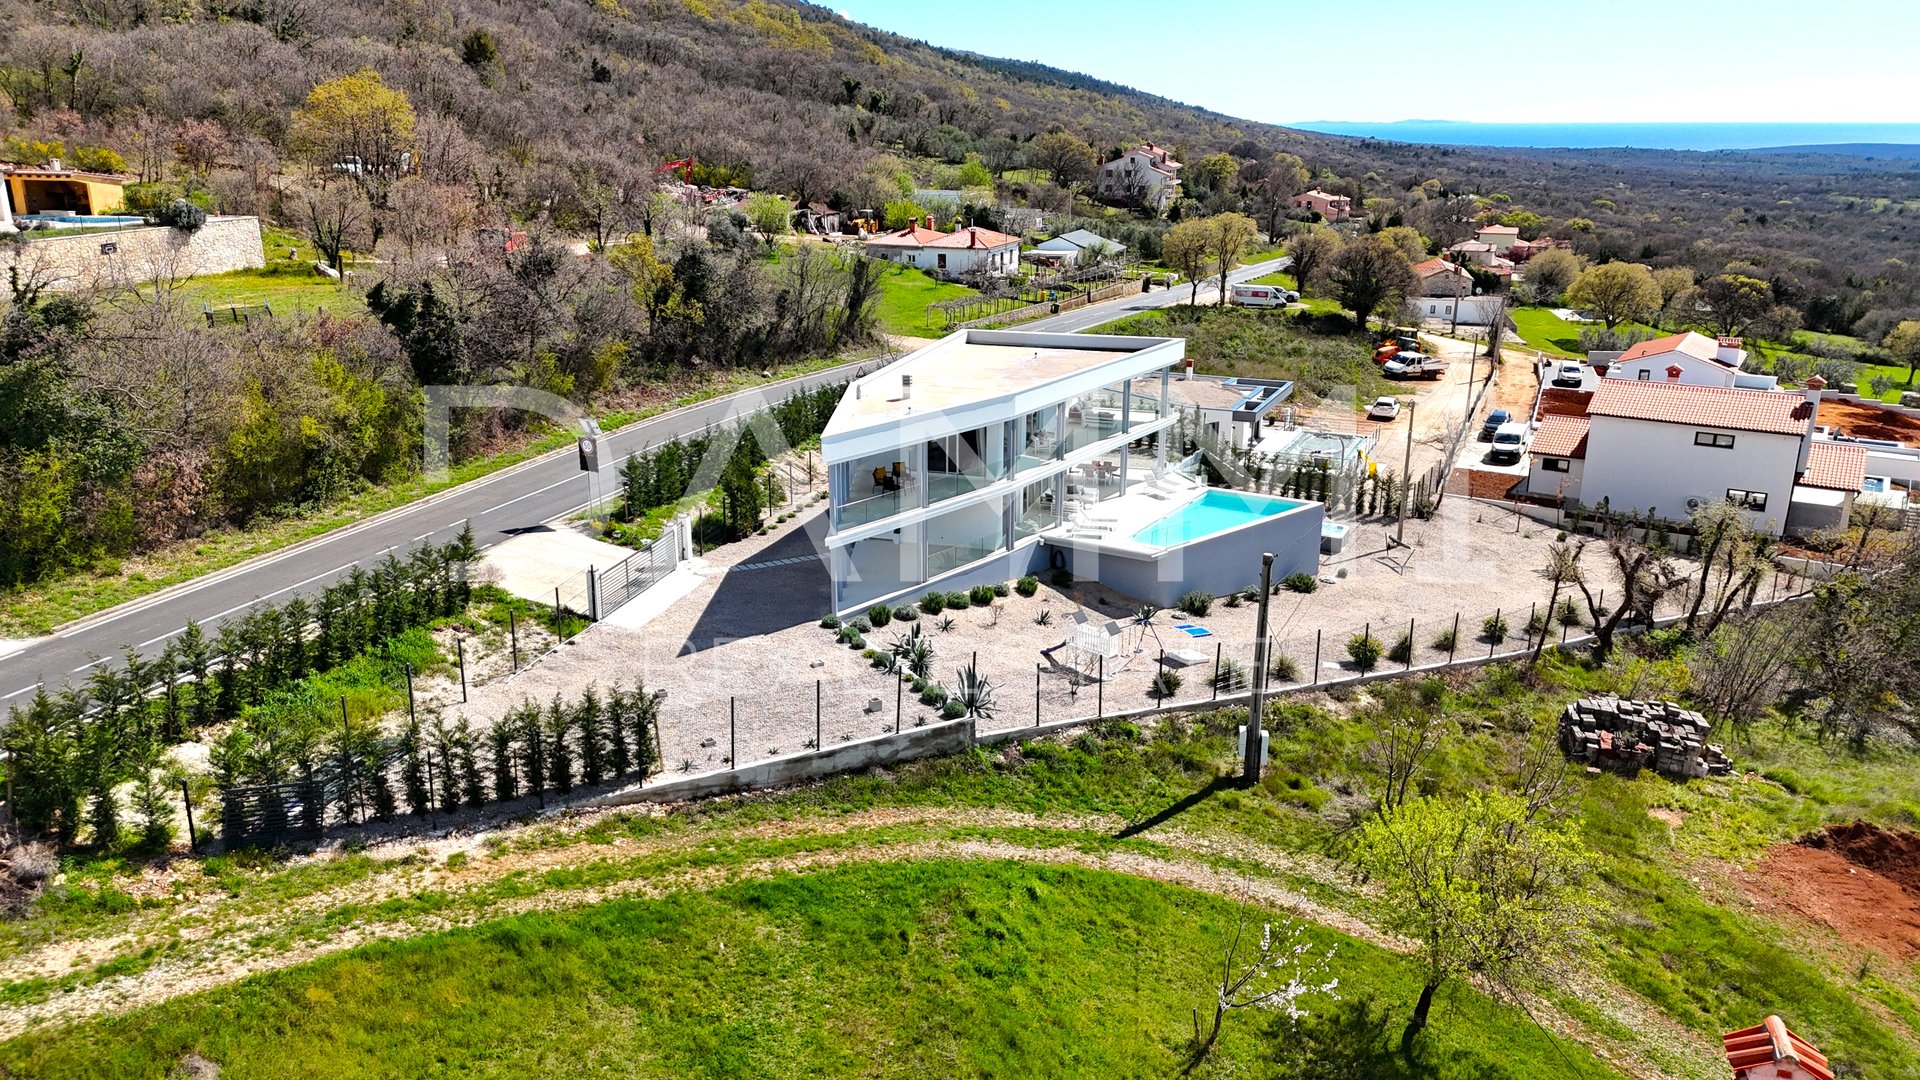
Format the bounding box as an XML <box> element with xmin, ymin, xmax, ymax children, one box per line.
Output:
<box><xmin>1131</xmin><ymin>489</ymin><xmax>1306</xmax><ymax>547</ymax></box>
<box><xmin>15</xmin><ymin>213</ymin><xmax>145</xmax><ymax>226</ymax></box>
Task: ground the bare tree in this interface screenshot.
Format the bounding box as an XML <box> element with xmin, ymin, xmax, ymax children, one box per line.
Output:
<box><xmin>302</xmin><ymin>184</ymin><xmax>370</xmax><ymax>278</ymax></box>
<box><xmin>1566</xmin><ymin>523</ymin><xmax>1687</xmax><ymax>661</ymax></box>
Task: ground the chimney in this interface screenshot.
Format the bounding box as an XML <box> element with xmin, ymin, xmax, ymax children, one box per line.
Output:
<box><xmin>1798</xmin><ymin>375</ymin><xmax>1827</xmax><ymax>473</ymax></box>
<box><xmin>924</xmin><ymin>214</ymin><xmax>934</xmax><ymax>231</ymax></box>
<box><xmin>1716</xmin><ymin>336</ymin><xmax>1745</xmax><ymax>365</ymax></box>
<box><xmin>1666</xmin><ymin>364</ymin><xmax>1684</xmax><ymax>382</ymax></box>
<box><xmin>47</xmin><ymin>158</ymin><xmax>63</xmax><ymax>172</ymax></box>
<box><xmin>900</xmin><ymin>373</ymin><xmax>913</xmax><ymax>401</ymax></box>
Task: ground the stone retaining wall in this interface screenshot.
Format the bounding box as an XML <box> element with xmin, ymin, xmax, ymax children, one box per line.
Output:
<box><xmin>1</xmin><ymin>216</ymin><xmax>265</xmax><ymax>289</ymax></box>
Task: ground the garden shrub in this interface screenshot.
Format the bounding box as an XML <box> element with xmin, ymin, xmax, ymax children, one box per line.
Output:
<box><xmin>1177</xmin><ymin>590</ymin><xmax>1214</xmax><ymax>617</ymax></box>
<box><xmin>866</xmin><ymin>604</ymin><xmax>893</xmax><ymax>628</ymax></box>
<box><xmin>1015</xmin><ymin>575</ymin><xmax>1040</xmax><ymax>597</ymax></box>
<box><xmin>1347</xmin><ymin>633</ymin><xmax>1382</xmax><ymax>671</ymax></box>
<box><xmin>1282</xmin><ymin>572</ymin><xmax>1317</xmax><ymax>594</ymax></box>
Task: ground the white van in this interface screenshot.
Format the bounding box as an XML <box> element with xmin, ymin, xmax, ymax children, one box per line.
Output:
<box><xmin>1229</xmin><ymin>284</ymin><xmax>1297</xmax><ymax>308</ymax></box>
<box><xmin>1488</xmin><ymin>422</ymin><xmax>1529</xmax><ymax>464</ymax></box>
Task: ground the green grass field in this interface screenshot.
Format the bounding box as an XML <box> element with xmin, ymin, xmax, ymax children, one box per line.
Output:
<box><xmin>871</xmin><ymin>263</ymin><xmax>977</xmax><ymax>338</ymax></box>
<box><xmin>4</xmin><ymin>656</ymin><xmax>1920</xmax><ymax>1076</ymax></box>
<box><xmin>0</xmin><ymin>860</ymin><xmax>1615</xmax><ymax>1079</ymax></box>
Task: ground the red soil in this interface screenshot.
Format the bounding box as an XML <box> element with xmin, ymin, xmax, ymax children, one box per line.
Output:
<box><xmin>1743</xmin><ymin>821</ymin><xmax>1920</xmax><ymax>961</ymax></box>
<box><xmin>1817</xmin><ymin>399</ymin><xmax>1920</xmax><ymax>445</ymax></box>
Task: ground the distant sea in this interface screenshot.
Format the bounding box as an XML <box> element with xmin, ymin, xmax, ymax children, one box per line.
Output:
<box><xmin>1286</xmin><ymin>121</ymin><xmax>1920</xmax><ymax>153</ymax></box>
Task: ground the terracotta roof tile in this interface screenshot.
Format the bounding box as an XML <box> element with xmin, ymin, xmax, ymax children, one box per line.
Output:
<box><xmin>925</xmin><ymin>226</ymin><xmax>1018</xmax><ymax>249</ymax></box>
<box><xmin>1529</xmin><ymin>415</ymin><xmax>1590</xmax><ymax>458</ymax></box>
<box><xmin>1800</xmin><ymin>440</ymin><xmax>1868</xmax><ymax>492</ymax></box>
<box><xmin>864</xmin><ymin>226</ymin><xmax>947</xmax><ymax>247</ymax></box>
<box><xmin>1588</xmin><ymin>380</ymin><xmax>1810</xmax><ymax>436</ymax></box>
<box><xmin>1477</xmin><ymin>224</ymin><xmax>1519</xmax><ymax>234</ymax></box>
<box><xmin>1618</xmin><ymin>331</ymin><xmax>1727</xmax><ymax>366</ymax></box>
<box><xmin>1724</xmin><ymin>1016</ymin><xmax>1833</xmax><ymax>1080</ymax></box>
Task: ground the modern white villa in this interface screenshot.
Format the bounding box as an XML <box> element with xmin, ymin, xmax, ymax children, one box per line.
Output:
<box><xmin>820</xmin><ymin>330</ymin><xmax>1324</xmax><ymax>614</ymax></box>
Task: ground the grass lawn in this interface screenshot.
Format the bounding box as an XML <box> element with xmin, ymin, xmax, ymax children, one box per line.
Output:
<box><xmin>6</xmin><ymin>658</ymin><xmax>1920</xmax><ymax>1075</ymax></box>
<box><xmin>1</xmin><ymin>860</ymin><xmax>1620</xmax><ymax>1079</ymax></box>
<box><xmin>0</xmin><ymin>355</ymin><xmax>856</xmax><ymax>637</ymax></box>
<box><xmin>871</xmin><ymin>263</ymin><xmax>976</xmax><ymax>338</ymax></box>
<box><xmin>172</xmin><ymin>227</ymin><xmax>370</xmax><ymax>319</ymax></box>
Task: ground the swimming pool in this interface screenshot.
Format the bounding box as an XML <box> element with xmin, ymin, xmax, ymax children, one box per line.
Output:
<box><xmin>16</xmin><ymin>213</ymin><xmax>145</xmax><ymax>226</ymax></box>
<box><xmin>1131</xmin><ymin>489</ymin><xmax>1306</xmax><ymax>547</ymax></box>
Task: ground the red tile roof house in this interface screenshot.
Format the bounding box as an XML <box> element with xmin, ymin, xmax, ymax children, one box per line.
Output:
<box><xmin>1289</xmin><ymin>188</ymin><xmax>1353</xmax><ymax>221</ymax></box>
<box><xmin>1094</xmin><ymin>143</ymin><xmax>1182</xmax><ymax>212</ymax></box>
<box><xmin>1412</xmin><ymin>257</ymin><xmax>1474</xmax><ymax>298</ymax></box>
<box><xmin>1724</xmin><ymin>1016</ymin><xmax>1833</xmax><ymax>1080</ymax></box>
<box><xmin>1600</xmin><ymin>331</ymin><xmax>1770</xmax><ymax>389</ymax></box>
<box><xmin>862</xmin><ymin>220</ymin><xmax>1020</xmax><ymax>279</ymax></box>
<box><xmin>1524</xmin><ymin>375</ymin><xmax>1866</xmax><ymax>534</ymax></box>
<box><xmin>1472</xmin><ymin>223</ymin><xmax>1520</xmax><ymax>251</ymax></box>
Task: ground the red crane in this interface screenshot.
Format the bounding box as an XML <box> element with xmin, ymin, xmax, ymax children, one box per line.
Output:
<box><xmin>656</xmin><ymin>157</ymin><xmax>695</xmax><ymax>183</ymax></box>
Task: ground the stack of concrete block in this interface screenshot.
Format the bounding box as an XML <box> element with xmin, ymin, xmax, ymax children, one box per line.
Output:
<box><xmin>1558</xmin><ymin>697</ymin><xmax>1732</xmax><ymax>780</ymax></box>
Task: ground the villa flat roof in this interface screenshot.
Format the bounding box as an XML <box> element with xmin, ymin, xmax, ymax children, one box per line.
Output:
<box><xmin>823</xmin><ymin>329</ymin><xmax>1182</xmax><ymax>444</ymax></box>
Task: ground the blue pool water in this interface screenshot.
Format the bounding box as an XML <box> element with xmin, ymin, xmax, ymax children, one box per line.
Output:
<box><xmin>1131</xmin><ymin>490</ymin><xmax>1304</xmax><ymax>548</ymax></box>
<box><xmin>16</xmin><ymin>213</ymin><xmax>144</xmax><ymax>225</ymax></box>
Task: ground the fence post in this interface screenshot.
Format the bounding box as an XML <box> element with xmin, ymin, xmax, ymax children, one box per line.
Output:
<box><xmin>896</xmin><ymin>669</ymin><xmax>904</xmax><ymax>733</ymax></box>
<box><xmin>729</xmin><ymin>698</ymin><xmax>737</xmax><ymax>766</ymax></box>
<box><xmin>1097</xmin><ymin>654</ymin><xmax>1104</xmax><ymax>718</ymax></box>
<box><xmin>1526</xmin><ymin>602</ymin><xmax>1537</xmax><ymax>651</ymax></box>
<box><xmin>425</xmin><ymin>756</ymin><xmax>436</xmax><ymax>820</ymax></box>
<box><xmin>1449</xmin><ymin>613</ymin><xmax>1460</xmax><ymax>663</ymax></box>
<box><xmin>1213</xmin><ymin>641</ymin><xmax>1222</xmax><ymax>700</ymax></box>
<box><xmin>180</xmin><ymin>780</ymin><xmax>198</xmax><ymax>852</ymax></box>
<box><xmin>509</xmin><ymin>610</ymin><xmax>520</xmax><ymax>671</ymax></box>
<box><xmin>339</xmin><ymin>696</ymin><xmax>356</xmax><ymax>826</ymax></box>
<box><xmin>554</xmin><ymin>587</ymin><xmax>564</xmax><ymax>638</ymax></box>
<box><xmin>587</xmin><ymin>566</ymin><xmax>601</xmax><ymax>622</ymax></box>
<box><xmin>1312</xmin><ymin>630</ymin><xmax>1321</xmax><ymax>687</ymax></box>
<box><xmin>404</xmin><ymin>662</ymin><xmax>416</xmax><ymax>723</ymax></box>
<box><xmin>457</xmin><ymin>639</ymin><xmax>468</xmax><ymax>703</ymax></box>
<box><xmin>1035</xmin><ymin>666</ymin><xmax>1042</xmax><ymax>727</ymax></box>
<box><xmin>1405</xmin><ymin>618</ymin><xmax>1414</xmax><ymax>671</ymax></box>
<box><xmin>1489</xmin><ymin>608</ymin><xmax>1500</xmax><ymax>658</ymax></box>
<box><xmin>816</xmin><ymin>679</ymin><xmax>822</xmax><ymax>750</ymax></box>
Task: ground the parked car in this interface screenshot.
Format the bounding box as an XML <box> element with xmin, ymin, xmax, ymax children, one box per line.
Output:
<box><xmin>1488</xmin><ymin>422</ymin><xmax>1529</xmax><ymax>464</ymax></box>
<box><xmin>1553</xmin><ymin>360</ymin><xmax>1585</xmax><ymax>388</ymax></box>
<box><xmin>1367</xmin><ymin>396</ymin><xmax>1402</xmax><ymax>421</ymax></box>
<box><xmin>1480</xmin><ymin>408</ymin><xmax>1511</xmax><ymax>440</ymax></box>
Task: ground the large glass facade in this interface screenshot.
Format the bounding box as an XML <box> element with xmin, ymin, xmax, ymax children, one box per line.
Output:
<box><xmin>925</xmin><ymin>423</ymin><xmax>1009</xmax><ymax>505</ymax></box>
<box><xmin>834</xmin><ymin>447</ymin><xmax>921</xmax><ymax>529</ymax></box>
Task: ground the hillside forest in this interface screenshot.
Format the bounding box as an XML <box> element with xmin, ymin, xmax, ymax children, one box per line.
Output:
<box><xmin>2</xmin><ymin>0</ymin><xmax>1919</xmax><ymax>595</ymax></box>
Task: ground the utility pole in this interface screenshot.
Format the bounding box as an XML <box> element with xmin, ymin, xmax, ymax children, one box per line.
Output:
<box><xmin>1243</xmin><ymin>553</ymin><xmax>1275</xmax><ymax>786</ymax></box>
<box><xmin>1396</xmin><ymin>400</ymin><xmax>1417</xmax><ymax>547</ymax></box>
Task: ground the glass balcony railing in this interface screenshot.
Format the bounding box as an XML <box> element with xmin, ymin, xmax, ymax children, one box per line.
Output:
<box><xmin>835</xmin><ymin>489</ymin><xmax>906</xmax><ymax>529</ymax></box>
<box><xmin>927</xmin><ymin>535</ymin><xmax>1002</xmax><ymax>575</ymax></box>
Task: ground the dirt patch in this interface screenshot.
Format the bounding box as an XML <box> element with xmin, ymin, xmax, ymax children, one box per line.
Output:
<box><xmin>1818</xmin><ymin>398</ymin><xmax>1920</xmax><ymax>445</ymax></box>
<box><xmin>1741</xmin><ymin>821</ymin><xmax>1920</xmax><ymax>961</ymax></box>
<box><xmin>1536</xmin><ymin>388</ymin><xmax>1591</xmax><ymax>419</ymax></box>
<box><xmin>1805</xmin><ymin>819</ymin><xmax>1920</xmax><ymax>893</ymax></box>
<box><xmin>1445</xmin><ymin>468</ymin><xmax>1522</xmax><ymax>500</ymax></box>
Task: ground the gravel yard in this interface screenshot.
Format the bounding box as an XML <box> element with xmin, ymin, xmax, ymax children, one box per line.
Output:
<box><xmin>429</xmin><ymin>486</ymin><xmax>1788</xmax><ymax>778</ymax></box>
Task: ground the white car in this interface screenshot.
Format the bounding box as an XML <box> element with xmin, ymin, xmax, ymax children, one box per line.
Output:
<box><xmin>1553</xmin><ymin>360</ymin><xmax>1585</xmax><ymax>388</ymax></box>
<box><xmin>1367</xmin><ymin>396</ymin><xmax>1402</xmax><ymax>421</ymax></box>
<box><xmin>1488</xmin><ymin>422</ymin><xmax>1530</xmax><ymax>463</ymax></box>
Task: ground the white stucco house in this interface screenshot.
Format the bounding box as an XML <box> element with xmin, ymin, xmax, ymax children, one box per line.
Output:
<box><xmin>1473</xmin><ymin>223</ymin><xmax>1520</xmax><ymax>252</ymax></box>
<box><xmin>1598</xmin><ymin>331</ymin><xmax>1774</xmax><ymax>389</ymax></box>
<box><xmin>862</xmin><ymin>223</ymin><xmax>1020</xmax><ymax>279</ymax></box>
<box><xmin>1525</xmin><ymin>377</ymin><xmax>1865</xmax><ymax>534</ymax></box>
<box><xmin>821</xmin><ymin>329</ymin><xmax>1322</xmax><ymax>613</ymax></box>
<box><xmin>1095</xmin><ymin>143</ymin><xmax>1181</xmax><ymax>212</ymax></box>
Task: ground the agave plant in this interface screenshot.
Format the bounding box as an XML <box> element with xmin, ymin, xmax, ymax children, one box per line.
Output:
<box><xmin>951</xmin><ymin>662</ymin><xmax>997</xmax><ymax>720</ymax></box>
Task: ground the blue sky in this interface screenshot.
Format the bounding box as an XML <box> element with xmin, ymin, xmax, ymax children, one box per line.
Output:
<box><xmin>835</xmin><ymin>0</ymin><xmax>1920</xmax><ymax>125</ymax></box>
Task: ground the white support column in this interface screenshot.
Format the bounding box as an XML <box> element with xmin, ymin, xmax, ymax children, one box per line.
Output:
<box><xmin>0</xmin><ymin>176</ymin><xmax>14</xmax><ymax>233</ymax></box>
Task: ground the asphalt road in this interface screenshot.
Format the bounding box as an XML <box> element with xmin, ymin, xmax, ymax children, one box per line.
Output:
<box><xmin>0</xmin><ymin>256</ymin><xmax>1288</xmax><ymax>703</ymax></box>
